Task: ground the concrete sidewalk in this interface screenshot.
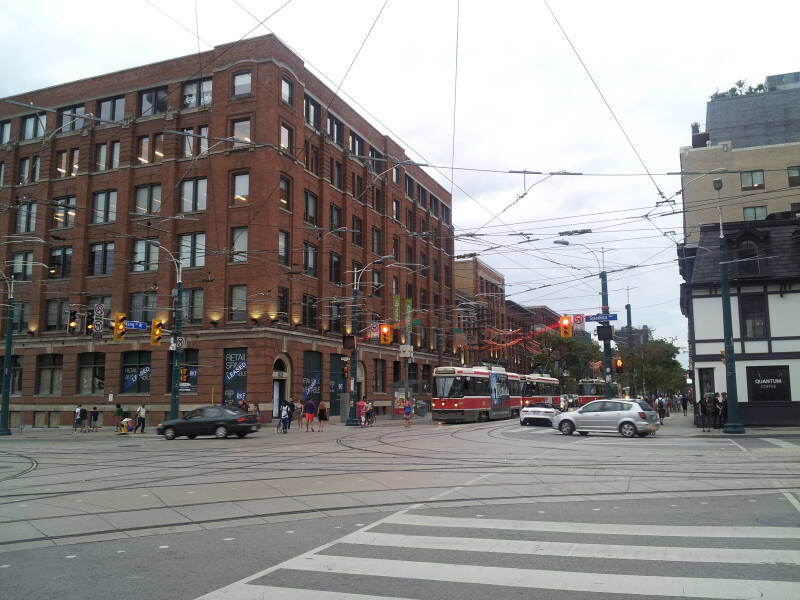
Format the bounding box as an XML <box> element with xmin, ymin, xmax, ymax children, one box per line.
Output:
<box><xmin>658</xmin><ymin>411</ymin><xmax>800</xmax><ymax>437</ymax></box>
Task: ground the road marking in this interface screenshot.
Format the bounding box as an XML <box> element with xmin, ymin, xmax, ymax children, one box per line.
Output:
<box><xmin>781</xmin><ymin>491</ymin><xmax>800</xmax><ymax>514</ymax></box>
<box><xmin>728</xmin><ymin>439</ymin><xmax>748</xmax><ymax>452</ymax></box>
<box><xmin>198</xmin><ymin>586</ymin><xmax>414</xmax><ymax>599</ymax></box>
<box><xmin>278</xmin><ymin>554</ymin><xmax>799</xmax><ymax>600</ymax></box>
<box><xmin>158</xmin><ymin>546</ymin><xmax>169</xmax><ymax>549</ymax></box>
<box><xmin>223</xmin><ymin>538</ymin><xmax>235</xmax><ymax>541</ymax></box>
<box><xmin>340</xmin><ymin>531</ymin><xmax>800</xmax><ymax>565</ymax></box>
<box><xmin>386</xmin><ymin>513</ymin><xmax>800</xmax><ymax>539</ymax></box>
<box><xmin>116</xmin><ymin>550</ymin><xmax>126</xmax><ymax>554</ymax></box>
<box><xmin>65</xmin><ymin>555</ymin><xmax>76</xmax><ymax>559</ymax></box>
<box><xmin>0</xmin><ymin>564</ymin><xmax>10</xmax><ymax>568</ymax></box>
<box><xmin>761</xmin><ymin>438</ymin><xmax>798</xmax><ymax>448</ymax></box>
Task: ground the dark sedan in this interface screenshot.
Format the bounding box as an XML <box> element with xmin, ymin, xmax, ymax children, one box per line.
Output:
<box><xmin>157</xmin><ymin>406</ymin><xmax>260</xmax><ymax>440</ymax></box>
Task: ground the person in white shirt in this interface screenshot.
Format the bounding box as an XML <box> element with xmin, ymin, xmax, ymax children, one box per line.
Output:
<box><xmin>135</xmin><ymin>405</ymin><xmax>146</xmax><ymax>433</ymax></box>
<box><xmin>73</xmin><ymin>405</ymin><xmax>82</xmax><ymax>432</ymax></box>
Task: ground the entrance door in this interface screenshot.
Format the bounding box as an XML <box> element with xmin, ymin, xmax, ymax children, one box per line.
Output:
<box><xmin>272</xmin><ymin>379</ymin><xmax>285</xmax><ymax>418</ymax></box>
<box><xmin>697</xmin><ymin>368</ymin><xmax>715</xmax><ymax>401</ymax></box>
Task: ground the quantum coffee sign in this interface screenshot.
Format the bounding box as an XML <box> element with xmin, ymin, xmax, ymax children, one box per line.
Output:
<box><xmin>746</xmin><ymin>365</ymin><xmax>791</xmax><ymax>402</ymax></box>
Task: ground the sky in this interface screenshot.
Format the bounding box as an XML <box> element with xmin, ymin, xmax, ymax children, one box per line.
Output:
<box><xmin>1</xmin><ymin>0</ymin><xmax>797</xmax><ymax>365</ymax></box>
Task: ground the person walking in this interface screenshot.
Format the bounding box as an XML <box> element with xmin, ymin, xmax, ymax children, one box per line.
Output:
<box><xmin>279</xmin><ymin>400</ymin><xmax>290</xmax><ymax>433</ymax></box>
<box><xmin>317</xmin><ymin>400</ymin><xmax>328</xmax><ymax>432</ymax></box>
<box><xmin>134</xmin><ymin>404</ymin><xmax>146</xmax><ymax>433</ymax></box>
<box><xmin>366</xmin><ymin>401</ymin><xmax>375</xmax><ymax>426</ymax></box>
<box><xmin>73</xmin><ymin>405</ymin><xmax>82</xmax><ymax>432</ymax></box>
<box><xmin>286</xmin><ymin>397</ymin><xmax>296</xmax><ymax>430</ymax></box>
<box><xmin>294</xmin><ymin>398</ymin><xmax>304</xmax><ymax>431</ymax></box>
<box><xmin>656</xmin><ymin>397</ymin><xmax>666</xmax><ymax>425</ymax></box>
<box><xmin>79</xmin><ymin>406</ymin><xmax>89</xmax><ymax>432</ymax></box>
<box><xmin>303</xmin><ymin>398</ymin><xmax>316</xmax><ymax>432</ymax></box>
<box><xmin>90</xmin><ymin>407</ymin><xmax>100</xmax><ymax>432</ymax></box>
<box><xmin>403</xmin><ymin>399</ymin><xmax>413</xmax><ymax>428</ymax></box>
<box><xmin>356</xmin><ymin>398</ymin><xmax>368</xmax><ymax>427</ymax></box>
<box><xmin>681</xmin><ymin>394</ymin><xmax>688</xmax><ymax>416</ymax></box>
<box><xmin>712</xmin><ymin>394</ymin><xmax>722</xmax><ymax>429</ymax></box>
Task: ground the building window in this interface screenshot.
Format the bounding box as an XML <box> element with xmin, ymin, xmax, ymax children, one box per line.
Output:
<box><xmin>134</xmin><ymin>184</ymin><xmax>162</xmax><ymax>215</ymax></box>
<box><xmin>232</xmin><ymin>71</ymin><xmax>252</xmax><ymax>96</ymax></box>
<box><xmin>330</xmin><ymin>159</ymin><xmax>343</xmax><ymax>189</ymax></box>
<box><xmin>18</xmin><ymin>156</ymin><xmax>40</xmax><ymax>184</ymax></box>
<box><xmin>98</xmin><ymin>96</ymin><xmax>125</xmax><ymax>122</ymax></box>
<box><xmin>78</xmin><ymin>353</ymin><xmax>105</xmax><ymax>395</ymax></box>
<box><xmin>787</xmin><ymin>166</ymin><xmax>800</xmax><ymax>187</ymax></box>
<box><xmin>406</xmin><ymin>245</ymin><xmax>414</xmax><ymax>265</ymax></box>
<box><xmin>417</xmin><ymin>186</ymin><xmax>427</xmax><ymax>208</ymax></box>
<box><xmin>131</xmin><ymin>239</ymin><xmax>159</xmax><ymax>272</ymax></box>
<box><xmin>45</xmin><ymin>298</ymin><xmax>69</xmax><ymax>330</ymax></box>
<box><xmin>392</xmin><ymin>198</ymin><xmax>401</xmax><ymax>220</ymax></box>
<box><xmin>742</xmin><ymin>206</ymin><xmax>766</xmax><ymax>221</ymax></box>
<box><xmin>304</xmin><ymin>190</ymin><xmax>318</xmax><ymax>225</ymax></box>
<box><xmin>329</xmin><ymin>302</ymin><xmax>342</xmax><ymax>333</ymax></box>
<box><xmin>348</xmin><ymin>131</ymin><xmax>364</xmax><ymax>157</ymax></box>
<box><xmin>0</xmin><ymin>120</ymin><xmax>10</xmax><ymax>144</ymax></box>
<box><xmin>444</xmin><ymin>266</ymin><xmax>451</xmax><ymax>287</ymax></box>
<box><xmin>92</xmin><ymin>190</ymin><xmax>117</xmax><ymax>223</ymax></box>
<box><xmin>230</xmin><ymin>227</ymin><xmax>248</xmax><ymax>263</ymax></box>
<box><xmin>406</xmin><ymin>209</ymin><xmax>415</xmax><ymax>232</ymax></box>
<box><xmin>352</xmin><ymin>216</ymin><xmax>363</xmax><ymax>246</ymax></box>
<box><xmin>11</xmin><ymin>302</ymin><xmax>30</xmax><ymax>333</ymax></box>
<box><xmin>58</xmin><ymin>105</ymin><xmax>85</xmax><ymax>132</ymax></box>
<box><xmin>181</xmin><ymin>288</ymin><xmax>204</xmax><ymax>323</ymax></box>
<box><xmin>371</xmin><ymin>227</ymin><xmax>382</xmax><ymax>255</ymax></box>
<box><xmin>232</xmin><ymin>172</ymin><xmax>249</xmax><ymax>204</ymax></box>
<box><xmin>327</xmin><ymin>115</ymin><xmax>343</xmax><ymax>145</ymax></box>
<box><xmin>88</xmin><ymin>242</ymin><xmax>114</xmax><ymax>276</ymax></box>
<box><xmin>303</xmin><ymin>242</ymin><xmax>318</xmax><ymax>277</ymax></box>
<box><xmin>433</xmin><ymin>259</ymin><xmax>440</xmax><ymax>282</ymax></box>
<box><xmin>278</xmin><ymin>231</ymin><xmax>290</xmax><ymax>266</ymax></box>
<box><xmin>304</xmin><ymin>141</ymin><xmax>320</xmax><ymax>175</ymax></box>
<box><xmin>368</xmin><ymin>147</ymin><xmax>383</xmax><ymax>174</ymax></box>
<box><xmin>372</xmin><ymin>269</ymin><xmax>382</xmax><ymax>297</ymax></box>
<box><xmin>9</xmin><ymin>356</ymin><xmax>22</xmax><ymax>395</ymax></box>
<box><xmin>740</xmin><ymin>170</ymin><xmax>765</xmax><ymax>191</ymax></box>
<box><xmin>352</xmin><ymin>173</ymin><xmax>365</xmax><ymax>202</ymax></box>
<box><xmin>392</xmin><ymin>236</ymin><xmax>399</xmax><ymax>259</ymax></box>
<box><xmin>279</xmin><ymin>175</ymin><xmax>292</xmax><ymax>210</ymax></box>
<box><xmin>231</xmin><ymin>118</ymin><xmax>251</xmax><ymax>148</ymax></box>
<box><xmin>392</xmin><ymin>277</ymin><xmax>399</xmax><ymax>295</ymax></box>
<box><xmin>302</xmin><ymin>294</ymin><xmax>317</xmax><ymax>328</ymax></box>
<box><xmin>178</xmin><ymin>232</ymin><xmax>206</xmax><ymax>268</ymax></box>
<box><xmin>180</xmin><ymin>178</ymin><xmax>207</xmax><ymax>212</ymax></box>
<box><xmin>329</xmin><ymin>252</ymin><xmax>342</xmax><ymax>283</ymax></box>
<box><xmin>373</xmin><ymin>359</ymin><xmax>386</xmax><ymax>392</ymax></box>
<box><xmin>21</xmin><ymin>113</ymin><xmax>46</xmax><ymax>140</ymax></box>
<box><xmin>55</xmin><ymin>148</ymin><xmax>80</xmax><ymax>177</ymax></box>
<box><xmin>277</xmin><ymin>286</ymin><xmax>289</xmax><ymax>323</ymax></box>
<box><xmin>330</xmin><ymin>204</ymin><xmax>342</xmax><ymax>234</ymax></box>
<box><xmin>121</xmin><ymin>351</ymin><xmax>151</xmax><ymax>394</ymax></box>
<box><xmin>36</xmin><ymin>354</ymin><xmax>63</xmax><ymax>395</ymax></box>
<box><xmin>182</xmin><ymin>77</ymin><xmax>212</xmax><ymax>108</ymax></box>
<box><xmin>181</xmin><ymin>125</ymin><xmax>209</xmax><ymax>157</ymax></box>
<box><xmin>136</xmin><ymin>136</ymin><xmax>150</xmax><ymax>164</ymax></box>
<box><xmin>139</xmin><ymin>86</ymin><xmax>168</xmax><ymax>116</ymax></box>
<box><xmin>405</xmin><ymin>175</ymin><xmax>414</xmax><ymax>198</ymax></box>
<box><xmin>15</xmin><ymin>202</ymin><xmax>36</xmax><ymax>233</ymax></box>
<box><xmin>11</xmin><ymin>251</ymin><xmax>33</xmax><ymax>281</ymax></box>
<box><xmin>420</xmin><ymin>252</ymin><xmax>428</xmax><ymax>277</ymax></box>
<box><xmin>740</xmin><ymin>295</ymin><xmax>767</xmax><ymax>338</ymax></box>
<box><xmin>229</xmin><ymin>285</ymin><xmax>247</xmax><ymax>321</ymax></box>
<box><xmin>430</xmin><ymin>195</ymin><xmax>440</xmax><ymax>218</ymax></box>
<box><xmin>0</xmin><ymin>162</ymin><xmax>4</xmax><ymax>187</ymax></box>
<box><xmin>129</xmin><ymin>292</ymin><xmax>157</xmax><ymax>322</ymax></box>
<box><xmin>93</xmin><ymin>141</ymin><xmax>119</xmax><ymax>171</ymax></box>
<box><xmin>280</xmin><ymin>123</ymin><xmax>293</xmax><ymax>151</ymax></box>
<box><xmin>49</xmin><ymin>247</ymin><xmax>72</xmax><ymax>279</ymax></box>
<box><xmin>737</xmin><ymin>240</ymin><xmax>760</xmax><ymax>275</ymax></box>
<box><xmin>304</xmin><ymin>95</ymin><xmax>321</xmax><ymax>129</ymax></box>
<box><xmin>281</xmin><ymin>76</ymin><xmax>293</xmax><ymax>104</ymax></box>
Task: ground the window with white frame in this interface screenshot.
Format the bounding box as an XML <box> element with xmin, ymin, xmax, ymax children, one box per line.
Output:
<box><xmin>743</xmin><ymin>206</ymin><xmax>766</xmax><ymax>221</ymax></box>
<box><xmin>97</xmin><ymin>96</ymin><xmax>125</xmax><ymax>122</ymax></box>
<box><xmin>181</xmin><ymin>288</ymin><xmax>204</xmax><ymax>323</ymax></box>
<box><xmin>181</xmin><ymin>178</ymin><xmax>207</xmax><ymax>212</ymax></box>
<box><xmin>21</xmin><ymin>114</ymin><xmax>46</xmax><ymax>140</ymax></box>
<box><xmin>134</xmin><ymin>184</ymin><xmax>161</xmax><ymax>215</ymax></box>
<box><xmin>182</xmin><ymin>78</ymin><xmax>212</xmax><ymax>108</ymax></box>
<box><xmin>229</xmin><ymin>285</ymin><xmax>247</xmax><ymax>321</ymax></box>
<box><xmin>11</xmin><ymin>251</ymin><xmax>32</xmax><ymax>281</ymax></box>
<box><xmin>91</xmin><ymin>190</ymin><xmax>117</xmax><ymax>223</ymax></box>
<box><xmin>178</xmin><ymin>232</ymin><xmax>206</xmax><ymax>268</ymax></box>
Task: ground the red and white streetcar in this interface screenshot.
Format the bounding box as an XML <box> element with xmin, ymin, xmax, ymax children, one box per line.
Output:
<box><xmin>520</xmin><ymin>373</ymin><xmax>561</xmax><ymax>407</ymax></box>
<box><xmin>432</xmin><ymin>366</ymin><xmax>513</xmax><ymax>423</ymax></box>
<box><xmin>577</xmin><ymin>378</ymin><xmax>621</xmax><ymax>405</ymax></box>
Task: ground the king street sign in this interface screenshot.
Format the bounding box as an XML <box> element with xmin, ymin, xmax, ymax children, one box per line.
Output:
<box><xmin>584</xmin><ymin>313</ymin><xmax>618</xmax><ymax>322</ymax></box>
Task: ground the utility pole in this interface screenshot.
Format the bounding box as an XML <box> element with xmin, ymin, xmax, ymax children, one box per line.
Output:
<box><xmin>169</xmin><ymin>277</ymin><xmax>183</xmax><ymax>420</ymax></box>
<box><xmin>601</xmin><ymin>269</ymin><xmax>613</xmax><ymax>398</ymax></box>
<box><xmin>346</xmin><ymin>282</ymin><xmax>361</xmax><ymax>426</ymax></box>
<box><xmin>625</xmin><ymin>287</ymin><xmax>633</xmax><ymax>395</ymax></box>
<box><xmin>0</xmin><ymin>275</ymin><xmax>14</xmax><ymax>436</ymax></box>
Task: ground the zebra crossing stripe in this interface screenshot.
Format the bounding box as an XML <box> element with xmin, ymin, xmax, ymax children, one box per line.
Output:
<box><xmin>279</xmin><ymin>554</ymin><xmax>799</xmax><ymax>600</ymax></box>
<box><xmin>387</xmin><ymin>513</ymin><xmax>800</xmax><ymax>539</ymax></box>
<box><xmin>761</xmin><ymin>438</ymin><xmax>799</xmax><ymax>449</ymax></box>
<box><xmin>340</xmin><ymin>530</ymin><xmax>800</xmax><ymax>565</ymax></box>
<box><xmin>196</xmin><ymin>583</ymin><xmax>414</xmax><ymax>600</ymax></box>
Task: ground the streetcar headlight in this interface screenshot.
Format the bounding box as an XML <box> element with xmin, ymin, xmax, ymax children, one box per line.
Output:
<box><xmin>454</xmin><ymin>402</ymin><xmax>459</xmax><ymax>408</ymax></box>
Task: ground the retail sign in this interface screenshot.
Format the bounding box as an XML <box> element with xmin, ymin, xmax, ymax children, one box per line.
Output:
<box><xmin>223</xmin><ymin>348</ymin><xmax>248</xmax><ymax>405</ymax></box>
<box><xmin>746</xmin><ymin>365</ymin><xmax>791</xmax><ymax>402</ymax></box>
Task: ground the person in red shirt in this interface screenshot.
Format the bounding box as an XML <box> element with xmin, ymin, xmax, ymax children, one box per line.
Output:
<box><xmin>356</xmin><ymin>398</ymin><xmax>368</xmax><ymax>427</ymax></box>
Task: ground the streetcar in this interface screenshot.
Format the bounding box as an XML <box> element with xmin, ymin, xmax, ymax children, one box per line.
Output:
<box><xmin>577</xmin><ymin>378</ymin><xmax>621</xmax><ymax>405</ymax></box>
<box><xmin>520</xmin><ymin>373</ymin><xmax>561</xmax><ymax>406</ymax></box>
<box><xmin>432</xmin><ymin>366</ymin><xmax>512</xmax><ymax>423</ymax></box>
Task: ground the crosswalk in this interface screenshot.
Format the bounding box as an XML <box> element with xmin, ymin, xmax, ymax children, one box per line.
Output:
<box><xmin>196</xmin><ymin>497</ymin><xmax>800</xmax><ymax>600</ymax></box>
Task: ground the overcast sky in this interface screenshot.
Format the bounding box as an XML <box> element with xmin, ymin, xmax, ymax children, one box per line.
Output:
<box><xmin>2</xmin><ymin>1</ymin><xmax>796</xmax><ymax>365</ymax></box>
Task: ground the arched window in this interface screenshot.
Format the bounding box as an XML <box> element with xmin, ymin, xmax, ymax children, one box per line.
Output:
<box><xmin>737</xmin><ymin>240</ymin><xmax>759</xmax><ymax>275</ymax></box>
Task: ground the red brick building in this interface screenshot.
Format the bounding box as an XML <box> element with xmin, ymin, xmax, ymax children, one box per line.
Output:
<box><xmin>0</xmin><ymin>34</ymin><xmax>456</xmax><ymax>427</ymax></box>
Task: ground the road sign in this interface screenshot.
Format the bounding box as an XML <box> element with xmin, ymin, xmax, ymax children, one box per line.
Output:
<box><xmin>125</xmin><ymin>320</ymin><xmax>147</xmax><ymax>331</ymax></box>
<box><xmin>93</xmin><ymin>303</ymin><xmax>105</xmax><ymax>317</ymax></box>
<box><xmin>584</xmin><ymin>313</ymin><xmax>618</xmax><ymax>322</ymax></box>
<box><xmin>572</xmin><ymin>314</ymin><xmax>584</xmax><ymax>325</ymax></box>
<box><xmin>399</xmin><ymin>344</ymin><xmax>413</xmax><ymax>358</ymax></box>
<box><xmin>93</xmin><ymin>319</ymin><xmax>104</xmax><ymax>333</ymax></box>
<box><xmin>175</xmin><ymin>336</ymin><xmax>186</xmax><ymax>349</ymax></box>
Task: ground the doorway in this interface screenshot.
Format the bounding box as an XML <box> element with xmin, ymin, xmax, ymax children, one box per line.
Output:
<box><xmin>272</xmin><ymin>357</ymin><xmax>290</xmax><ymax>418</ymax></box>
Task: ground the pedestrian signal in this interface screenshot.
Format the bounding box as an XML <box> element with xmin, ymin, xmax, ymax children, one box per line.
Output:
<box><xmin>614</xmin><ymin>358</ymin><xmax>624</xmax><ymax>373</ymax></box>
<box><xmin>559</xmin><ymin>315</ymin><xmax>573</xmax><ymax>338</ymax></box>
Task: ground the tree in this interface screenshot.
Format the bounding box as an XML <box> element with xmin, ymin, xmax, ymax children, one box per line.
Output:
<box><xmin>622</xmin><ymin>337</ymin><xmax>685</xmax><ymax>396</ymax></box>
<box><xmin>529</xmin><ymin>332</ymin><xmax>602</xmax><ymax>392</ymax></box>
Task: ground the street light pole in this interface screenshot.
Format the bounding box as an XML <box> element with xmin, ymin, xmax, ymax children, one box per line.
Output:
<box><xmin>0</xmin><ymin>275</ymin><xmax>14</xmax><ymax>436</ymax></box>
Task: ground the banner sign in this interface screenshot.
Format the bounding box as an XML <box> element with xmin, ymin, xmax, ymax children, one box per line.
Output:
<box><xmin>392</xmin><ymin>294</ymin><xmax>401</xmax><ymax>323</ymax></box>
<box><xmin>122</xmin><ymin>366</ymin><xmax>150</xmax><ymax>392</ymax></box>
<box><xmin>223</xmin><ymin>348</ymin><xmax>247</xmax><ymax>405</ymax></box>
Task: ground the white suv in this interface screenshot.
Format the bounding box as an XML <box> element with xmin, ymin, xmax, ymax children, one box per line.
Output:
<box><xmin>520</xmin><ymin>403</ymin><xmax>560</xmax><ymax>426</ymax></box>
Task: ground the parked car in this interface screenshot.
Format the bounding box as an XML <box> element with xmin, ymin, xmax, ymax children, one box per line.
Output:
<box><xmin>157</xmin><ymin>406</ymin><xmax>260</xmax><ymax>440</ymax></box>
<box><xmin>520</xmin><ymin>403</ymin><xmax>560</xmax><ymax>426</ymax></box>
<box><xmin>553</xmin><ymin>399</ymin><xmax>659</xmax><ymax>438</ymax></box>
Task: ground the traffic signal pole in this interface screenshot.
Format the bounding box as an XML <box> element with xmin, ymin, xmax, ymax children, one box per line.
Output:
<box><xmin>719</xmin><ymin>221</ymin><xmax>745</xmax><ymax>434</ymax></box>
<box><xmin>0</xmin><ymin>275</ymin><xmax>14</xmax><ymax>436</ymax></box>
<box><xmin>169</xmin><ymin>277</ymin><xmax>183</xmax><ymax>421</ymax></box>
<box><xmin>601</xmin><ymin>270</ymin><xmax>613</xmax><ymax>399</ymax></box>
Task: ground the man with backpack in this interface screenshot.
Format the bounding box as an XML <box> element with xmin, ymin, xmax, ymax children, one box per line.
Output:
<box><xmin>656</xmin><ymin>397</ymin><xmax>666</xmax><ymax>425</ymax></box>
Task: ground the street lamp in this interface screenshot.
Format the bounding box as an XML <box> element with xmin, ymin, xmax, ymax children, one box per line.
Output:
<box><xmin>346</xmin><ymin>255</ymin><xmax>394</xmax><ymax>426</ymax></box>
<box><xmin>144</xmin><ymin>240</ymin><xmax>183</xmax><ymax>420</ymax></box>
<box><xmin>0</xmin><ymin>273</ymin><xmax>14</xmax><ymax>435</ymax></box>
<box><xmin>553</xmin><ymin>239</ymin><xmax>614</xmax><ymax>398</ymax></box>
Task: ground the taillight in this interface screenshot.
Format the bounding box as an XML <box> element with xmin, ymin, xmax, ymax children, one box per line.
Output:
<box><xmin>638</xmin><ymin>412</ymin><xmax>646</xmax><ymax>419</ymax></box>
<box><xmin>236</xmin><ymin>417</ymin><xmax>247</xmax><ymax>422</ymax></box>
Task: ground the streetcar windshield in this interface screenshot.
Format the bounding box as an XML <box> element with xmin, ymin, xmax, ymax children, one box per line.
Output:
<box><xmin>435</xmin><ymin>376</ymin><xmax>464</xmax><ymax>398</ymax></box>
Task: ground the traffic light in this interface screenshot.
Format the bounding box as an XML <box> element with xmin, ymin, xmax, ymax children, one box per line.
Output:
<box><xmin>113</xmin><ymin>313</ymin><xmax>127</xmax><ymax>341</ymax></box>
<box><xmin>614</xmin><ymin>358</ymin><xmax>624</xmax><ymax>373</ymax></box>
<box><xmin>558</xmin><ymin>315</ymin><xmax>573</xmax><ymax>338</ymax></box>
<box><xmin>67</xmin><ymin>310</ymin><xmax>78</xmax><ymax>334</ymax></box>
<box><xmin>719</xmin><ymin>350</ymin><xmax>727</xmax><ymax>365</ymax></box>
<box><xmin>150</xmin><ymin>319</ymin><xmax>163</xmax><ymax>345</ymax></box>
<box><xmin>84</xmin><ymin>309</ymin><xmax>94</xmax><ymax>336</ymax></box>
<box><xmin>379</xmin><ymin>323</ymin><xmax>392</xmax><ymax>344</ymax></box>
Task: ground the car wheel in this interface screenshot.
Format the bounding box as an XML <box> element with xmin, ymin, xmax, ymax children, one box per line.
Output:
<box><xmin>619</xmin><ymin>422</ymin><xmax>637</xmax><ymax>438</ymax></box>
<box><xmin>578</xmin><ymin>431</ymin><xmax>589</xmax><ymax>436</ymax></box>
<box><xmin>187</xmin><ymin>434</ymin><xmax>197</xmax><ymax>439</ymax></box>
<box><xmin>214</xmin><ymin>425</ymin><xmax>228</xmax><ymax>439</ymax></box>
<box><xmin>236</xmin><ymin>432</ymin><xmax>247</xmax><ymax>438</ymax></box>
<box><xmin>559</xmin><ymin>421</ymin><xmax>575</xmax><ymax>436</ymax></box>
<box><xmin>163</xmin><ymin>427</ymin><xmax>176</xmax><ymax>440</ymax></box>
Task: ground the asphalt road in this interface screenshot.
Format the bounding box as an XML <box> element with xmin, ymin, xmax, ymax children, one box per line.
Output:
<box><xmin>1</xmin><ymin>414</ymin><xmax>799</xmax><ymax>599</ymax></box>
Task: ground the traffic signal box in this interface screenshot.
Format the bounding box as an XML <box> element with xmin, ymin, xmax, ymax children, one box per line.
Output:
<box><xmin>614</xmin><ymin>358</ymin><xmax>624</xmax><ymax>373</ymax></box>
<box><xmin>379</xmin><ymin>323</ymin><xmax>392</xmax><ymax>344</ymax></box>
<box><xmin>150</xmin><ymin>319</ymin><xmax>163</xmax><ymax>345</ymax></box>
<box><xmin>559</xmin><ymin>315</ymin><xmax>573</xmax><ymax>338</ymax></box>
<box><xmin>113</xmin><ymin>313</ymin><xmax>127</xmax><ymax>341</ymax></box>
<box><xmin>84</xmin><ymin>309</ymin><xmax>94</xmax><ymax>336</ymax></box>
<box><xmin>67</xmin><ymin>310</ymin><xmax>78</xmax><ymax>334</ymax></box>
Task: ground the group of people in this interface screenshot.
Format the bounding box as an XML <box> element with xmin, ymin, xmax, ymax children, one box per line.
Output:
<box><xmin>278</xmin><ymin>397</ymin><xmax>329</xmax><ymax>434</ymax></box>
<box><xmin>74</xmin><ymin>403</ymin><xmax>147</xmax><ymax>433</ymax></box>
<box><xmin>697</xmin><ymin>392</ymin><xmax>728</xmax><ymax>432</ymax></box>
<box><xmin>73</xmin><ymin>405</ymin><xmax>100</xmax><ymax>432</ymax></box>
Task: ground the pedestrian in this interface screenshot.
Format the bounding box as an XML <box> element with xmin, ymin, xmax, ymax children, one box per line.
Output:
<box><xmin>366</xmin><ymin>400</ymin><xmax>375</xmax><ymax>426</ymax></box>
<box><xmin>356</xmin><ymin>397</ymin><xmax>368</xmax><ymax>426</ymax></box>
<box><xmin>720</xmin><ymin>392</ymin><xmax>728</xmax><ymax>428</ymax></box>
<box><xmin>317</xmin><ymin>400</ymin><xmax>328</xmax><ymax>432</ymax></box>
<box><xmin>656</xmin><ymin>397</ymin><xmax>665</xmax><ymax>425</ymax></box>
<box><xmin>403</xmin><ymin>399</ymin><xmax>413</xmax><ymax>428</ymax></box>
<box><xmin>294</xmin><ymin>398</ymin><xmax>304</xmax><ymax>431</ymax></box>
<box><xmin>712</xmin><ymin>393</ymin><xmax>722</xmax><ymax>429</ymax></box>
<box><xmin>114</xmin><ymin>403</ymin><xmax>123</xmax><ymax>431</ymax></box>
<box><xmin>681</xmin><ymin>394</ymin><xmax>688</xmax><ymax>416</ymax></box>
<box><xmin>279</xmin><ymin>400</ymin><xmax>290</xmax><ymax>433</ymax></box>
<box><xmin>79</xmin><ymin>406</ymin><xmax>89</xmax><ymax>432</ymax></box>
<box><xmin>134</xmin><ymin>404</ymin><xmax>146</xmax><ymax>433</ymax></box>
<box><xmin>90</xmin><ymin>407</ymin><xmax>99</xmax><ymax>432</ymax></box>
<box><xmin>286</xmin><ymin>397</ymin><xmax>296</xmax><ymax>430</ymax></box>
<box><xmin>73</xmin><ymin>404</ymin><xmax>82</xmax><ymax>432</ymax></box>
<box><xmin>239</xmin><ymin>398</ymin><xmax>249</xmax><ymax>413</ymax></box>
<box><xmin>251</xmin><ymin>401</ymin><xmax>260</xmax><ymax>421</ymax></box>
<box><xmin>303</xmin><ymin>398</ymin><xmax>316</xmax><ymax>432</ymax></box>
<box><xmin>699</xmin><ymin>394</ymin><xmax>711</xmax><ymax>432</ymax></box>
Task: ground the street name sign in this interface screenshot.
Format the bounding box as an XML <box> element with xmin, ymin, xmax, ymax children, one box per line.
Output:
<box><xmin>125</xmin><ymin>320</ymin><xmax>148</xmax><ymax>331</ymax></box>
<box><xmin>584</xmin><ymin>313</ymin><xmax>618</xmax><ymax>322</ymax></box>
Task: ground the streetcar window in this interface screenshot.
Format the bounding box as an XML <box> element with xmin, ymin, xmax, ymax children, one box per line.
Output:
<box><xmin>435</xmin><ymin>376</ymin><xmax>463</xmax><ymax>398</ymax></box>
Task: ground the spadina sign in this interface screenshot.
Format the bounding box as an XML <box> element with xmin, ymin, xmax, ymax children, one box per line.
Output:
<box><xmin>746</xmin><ymin>365</ymin><xmax>791</xmax><ymax>402</ymax></box>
